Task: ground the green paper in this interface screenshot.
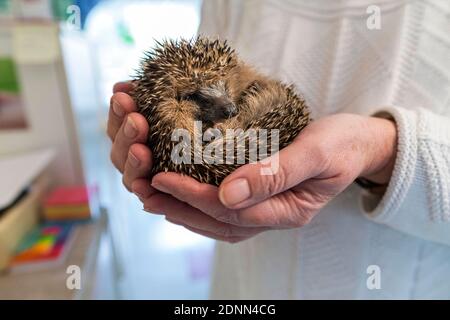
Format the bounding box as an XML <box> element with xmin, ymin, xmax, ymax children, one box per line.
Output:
<box><xmin>51</xmin><ymin>0</ymin><xmax>74</xmax><ymax>21</ymax></box>
<box><xmin>118</xmin><ymin>22</ymin><xmax>135</xmax><ymax>45</ymax></box>
<box><xmin>0</xmin><ymin>0</ymin><xmax>9</xmax><ymax>12</ymax></box>
<box><xmin>0</xmin><ymin>58</ymin><xmax>20</xmax><ymax>94</ymax></box>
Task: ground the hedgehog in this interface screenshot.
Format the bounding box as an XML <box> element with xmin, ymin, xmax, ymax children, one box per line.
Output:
<box><xmin>132</xmin><ymin>37</ymin><xmax>311</xmax><ymax>186</ymax></box>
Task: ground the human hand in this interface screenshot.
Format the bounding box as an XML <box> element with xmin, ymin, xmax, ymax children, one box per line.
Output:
<box><xmin>107</xmin><ymin>86</ymin><xmax>397</xmax><ymax>242</ymax></box>
<box><xmin>108</xmin><ymin>82</ymin><xmax>155</xmax><ymax>193</ymax></box>
<box><xmin>142</xmin><ymin>113</ymin><xmax>397</xmax><ymax>242</ymax></box>
<box><xmin>107</xmin><ymin>83</ymin><xmax>266</xmax><ymax>242</ymax></box>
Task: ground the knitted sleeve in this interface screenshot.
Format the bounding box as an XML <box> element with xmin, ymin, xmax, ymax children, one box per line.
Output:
<box><xmin>361</xmin><ymin>106</ymin><xmax>450</xmax><ymax>246</ymax></box>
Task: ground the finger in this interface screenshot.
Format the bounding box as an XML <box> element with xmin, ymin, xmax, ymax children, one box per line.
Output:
<box><xmin>123</xmin><ymin>144</ymin><xmax>153</xmax><ymax>191</ymax></box>
<box><xmin>151</xmin><ymin>172</ymin><xmax>239</xmax><ymax>224</ymax></box>
<box><xmin>166</xmin><ymin>203</ymin><xmax>267</xmax><ymax>238</ymax></box>
<box><xmin>110</xmin><ymin>113</ymin><xmax>149</xmax><ymax>173</ymax></box>
<box><xmin>227</xmin><ymin>186</ymin><xmax>323</xmax><ymax>227</ymax></box>
<box><xmin>113</xmin><ymin>81</ymin><xmax>134</xmax><ymax>93</ymax></box>
<box><xmin>180</xmin><ymin>224</ymin><xmax>246</xmax><ymax>243</ymax></box>
<box><xmin>151</xmin><ymin>171</ymin><xmax>314</xmax><ymax>228</ymax></box>
<box><xmin>131</xmin><ymin>178</ymin><xmax>159</xmax><ymax>201</ymax></box>
<box><xmin>143</xmin><ymin>193</ymin><xmax>267</xmax><ymax>237</ymax></box>
<box><xmin>108</xmin><ymin>92</ymin><xmax>137</xmax><ymax>141</ymax></box>
<box><xmin>218</xmin><ymin>137</ymin><xmax>327</xmax><ymax>209</ymax></box>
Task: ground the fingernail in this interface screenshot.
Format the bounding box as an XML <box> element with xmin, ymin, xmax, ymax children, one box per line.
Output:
<box><xmin>132</xmin><ymin>186</ymin><xmax>147</xmax><ymax>199</ymax></box>
<box><xmin>151</xmin><ymin>182</ymin><xmax>169</xmax><ymax>194</ymax></box>
<box><xmin>219</xmin><ymin>178</ymin><xmax>251</xmax><ymax>207</ymax></box>
<box><xmin>143</xmin><ymin>206</ymin><xmax>164</xmax><ymax>215</ymax></box>
<box><xmin>112</xmin><ymin>101</ymin><xmax>125</xmax><ymax>117</ymax></box>
<box><xmin>165</xmin><ymin>216</ymin><xmax>179</xmax><ymax>224</ymax></box>
<box><xmin>128</xmin><ymin>151</ymin><xmax>140</xmax><ymax>168</ymax></box>
<box><xmin>124</xmin><ymin>117</ymin><xmax>137</xmax><ymax>138</ymax></box>
<box><xmin>134</xmin><ymin>191</ymin><xmax>145</xmax><ymax>198</ymax></box>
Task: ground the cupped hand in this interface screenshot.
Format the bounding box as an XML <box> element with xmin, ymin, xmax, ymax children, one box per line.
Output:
<box><xmin>108</xmin><ymin>84</ymin><xmax>397</xmax><ymax>243</ymax></box>
<box><xmin>145</xmin><ymin>114</ymin><xmax>396</xmax><ymax>242</ymax></box>
<box><xmin>108</xmin><ymin>82</ymin><xmax>153</xmax><ymax>193</ymax></box>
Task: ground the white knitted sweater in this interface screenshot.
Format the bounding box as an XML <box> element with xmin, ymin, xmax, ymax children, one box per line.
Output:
<box><xmin>199</xmin><ymin>0</ymin><xmax>450</xmax><ymax>299</ymax></box>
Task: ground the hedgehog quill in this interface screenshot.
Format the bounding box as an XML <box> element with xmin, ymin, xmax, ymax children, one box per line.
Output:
<box><xmin>132</xmin><ymin>37</ymin><xmax>310</xmax><ymax>186</ymax></box>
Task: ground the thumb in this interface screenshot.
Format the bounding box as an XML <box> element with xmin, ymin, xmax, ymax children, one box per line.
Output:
<box><xmin>218</xmin><ymin>138</ymin><xmax>325</xmax><ymax>209</ymax></box>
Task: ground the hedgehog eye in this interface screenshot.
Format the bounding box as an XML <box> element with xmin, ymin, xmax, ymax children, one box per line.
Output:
<box><xmin>177</xmin><ymin>91</ymin><xmax>196</xmax><ymax>102</ymax></box>
<box><xmin>185</xmin><ymin>92</ymin><xmax>200</xmax><ymax>101</ymax></box>
<box><xmin>184</xmin><ymin>91</ymin><xmax>208</xmax><ymax>104</ymax></box>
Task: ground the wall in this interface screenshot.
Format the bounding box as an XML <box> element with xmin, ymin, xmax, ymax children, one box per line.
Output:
<box><xmin>0</xmin><ymin>22</ymin><xmax>85</xmax><ymax>187</ymax></box>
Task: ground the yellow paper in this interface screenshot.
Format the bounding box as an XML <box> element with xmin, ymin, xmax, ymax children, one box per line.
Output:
<box><xmin>12</xmin><ymin>22</ymin><xmax>61</xmax><ymax>64</ymax></box>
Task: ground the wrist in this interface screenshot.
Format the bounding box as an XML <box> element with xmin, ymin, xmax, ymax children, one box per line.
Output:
<box><xmin>360</xmin><ymin>116</ymin><xmax>398</xmax><ymax>185</ymax></box>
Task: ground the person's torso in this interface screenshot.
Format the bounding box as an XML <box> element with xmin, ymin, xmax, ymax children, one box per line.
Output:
<box><xmin>202</xmin><ymin>0</ymin><xmax>450</xmax><ymax>299</ymax></box>
<box><xmin>201</xmin><ymin>0</ymin><xmax>450</xmax><ymax>118</ymax></box>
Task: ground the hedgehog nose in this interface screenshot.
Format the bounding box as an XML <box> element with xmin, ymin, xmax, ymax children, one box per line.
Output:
<box><xmin>223</xmin><ymin>103</ymin><xmax>238</xmax><ymax>118</ymax></box>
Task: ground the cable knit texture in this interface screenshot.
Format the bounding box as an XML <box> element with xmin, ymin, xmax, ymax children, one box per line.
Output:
<box><xmin>199</xmin><ymin>0</ymin><xmax>450</xmax><ymax>299</ymax></box>
<box><xmin>363</xmin><ymin>106</ymin><xmax>450</xmax><ymax>246</ymax></box>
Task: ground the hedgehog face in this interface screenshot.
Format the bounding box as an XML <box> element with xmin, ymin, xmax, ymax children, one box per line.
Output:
<box><xmin>133</xmin><ymin>37</ymin><xmax>311</xmax><ymax>185</ymax></box>
<box><xmin>135</xmin><ymin>38</ymin><xmax>267</xmax><ymax>129</ymax></box>
<box><xmin>181</xmin><ymin>81</ymin><xmax>237</xmax><ymax>125</ymax></box>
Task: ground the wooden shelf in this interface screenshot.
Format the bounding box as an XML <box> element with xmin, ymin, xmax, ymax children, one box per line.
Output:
<box><xmin>0</xmin><ymin>208</ymin><xmax>119</xmax><ymax>299</ymax></box>
<box><xmin>0</xmin><ymin>173</ymin><xmax>49</xmax><ymax>270</ymax></box>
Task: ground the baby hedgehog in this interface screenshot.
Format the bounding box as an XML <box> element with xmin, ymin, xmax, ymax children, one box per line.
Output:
<box><xmin>132</xmin><ymin>37</ymin><xmax>310</xmax><ymax>186</ymax></box>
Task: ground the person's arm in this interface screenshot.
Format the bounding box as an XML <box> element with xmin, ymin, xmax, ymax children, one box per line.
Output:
<box><xmin>361</xmin><ymin>106</ymin><xmax>450</xmax><ymax>246</ymax></box>
<box><xmin>108</xmin><ymin>84</ymin><xmax>450</xmax><ymax>245</ymax></box>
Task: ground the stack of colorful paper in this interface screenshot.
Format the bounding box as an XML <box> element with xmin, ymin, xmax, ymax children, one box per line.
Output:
<box><xmin>9</xmin><ymin>222</ymin><xmax>76</xmax><ymax>273</ymax></box>
<box><xmin>43</xmin><ymin>186</ymin><xmax>93</xmax><ymax>221</ymax></box>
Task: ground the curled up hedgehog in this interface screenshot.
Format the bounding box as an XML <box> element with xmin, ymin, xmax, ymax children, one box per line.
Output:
<box><xmin>132</xmin><ymin>37</ymin><xmax>311</xmax><ymax>186</ymax></box>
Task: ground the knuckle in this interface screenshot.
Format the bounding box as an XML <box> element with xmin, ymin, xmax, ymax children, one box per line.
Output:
<box><xmin>110</xmin><ymin>150</ymin><xmax>120</xmax><ymax>171</ymax></box>
<box><xmin>122</xmin><ymin>175</ymin><xmax>132</xmax><ymax>192</ymax></box>
<box><xmin>109</xmin><ymin>94</ymin><xmax>115</xmax><ymax>107</ymax></box>
<box><xmin>217</xmin><ymin>224</ymin><xmax>234</xmax><ymax>239</ymax></box>
<box><xmin>237</xmin><ymin>208</ymin><xmax>266</xmax><ymax>226</ymax></box>
<box><xmin>292</xmin><ymin>212</ymin><xmax>313</xmax><ymax>228</ymax></box>
<box><xmin>213</xmin><ymin>211</ymin><xmax>229</xmax><ymax>223</ymax></box>
<box><xmin>106</xmin><ymin>125</ymin><xmax>115</xmax><ymax>141</ymax></box>
<box><xmin>312</xmin><ymin>142</ymin><xmax>331</xmax><ymax>169</ymax></box>
<box><xmin>143</xmin><ymin>201</ymin><xmax>156</xmax><ymax>212</ymax></box>
<box><xmin>215</xmin><ymin>209</ymin><xmax>243</xmax><ymax>226</ymax></box>
<box><xmin>143</xmin><ymin>196</ymin><xmax>161</xmax><ymax>213</ymax></box>
<box><xmin>188</xmin><ymin>181</ymin><xmax>203</xmax><ymax>195</ymax></box>
<box><xmin>250</xmin><ymin>213</ymin><xmax>269</xmax><ymax>226</ymax></box>
<box><xmin>283</xmin><ymin>196</ymin><xmax>314</xmax><ymax>228</ymax></box>
<box><xmin>225</xmin><ymin>237</ymin><xmax>243</xmax><ymax>244</ymax></box>
<box><xmin>261</xmin><ymin>163</ymin><xmax>288</xmax><ymax>197</ymax></box>
<box><xmin>291</xmin><ymin>220</ymin><xmax>306</xmax><ymax>228</ymax></box>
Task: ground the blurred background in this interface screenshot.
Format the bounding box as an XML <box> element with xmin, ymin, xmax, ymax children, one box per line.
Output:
<box><xmin>0</xmin><ymin>0</ymin><xmax>215</xmax><ymax>299</ymax></box>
